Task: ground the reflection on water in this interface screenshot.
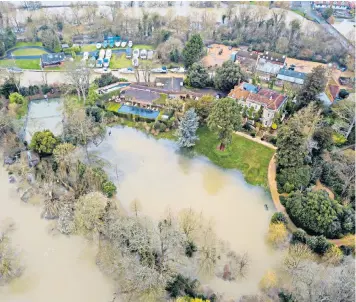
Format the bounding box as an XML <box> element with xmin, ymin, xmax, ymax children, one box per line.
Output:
<box><xmin>90</xmin><ymin>126</ymin><xmax>284</xmax><ymax>298</ymax></box>
<box><xmin>0</xmin><ymin>167</ymin><xmax>114</xmax><ymax>302</ymax></box>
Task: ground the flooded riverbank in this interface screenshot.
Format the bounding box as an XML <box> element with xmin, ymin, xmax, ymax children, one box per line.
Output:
<box><xmin>0</xmin><ymin>167</ymin><xmax>115</xmax><ymax>302</ymax></box>
<box><xmin>90</xmin><ymin>126</ymin><xmax>284</xmax><ymax>298</ymax></box>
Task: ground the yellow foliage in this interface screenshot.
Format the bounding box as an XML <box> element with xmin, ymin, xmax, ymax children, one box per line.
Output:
<box><xmin>323</xmin><ymin>245</ymin><xmax>343</xmax><ymax>265</ymax></box>
<box><xmin>259</xmin><ymin>270</ymin><xmax>278</xmax><ymax>290</ymax></box>
<box><xmin>267</xmin><ymin>222</ymin><xmax>288</xmax><ymax>246</ymax></box>
<box><xmin>174</xmin><ymin>298</ymin><xmax>210</xmax><ymax>302</ymax></box>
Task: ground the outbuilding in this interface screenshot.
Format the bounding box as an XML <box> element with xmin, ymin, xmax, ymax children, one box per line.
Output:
<box><xmin>41</xmin><ymin>53</ymin><xmax>65</xmax><ymax>68</ymax></box>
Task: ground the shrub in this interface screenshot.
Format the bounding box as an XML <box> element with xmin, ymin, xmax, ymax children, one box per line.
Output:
<box><xmin>284</xmin><ymin>191</ymin><xmax>344</xmax><ymax>238</ymax></box>
<box><xmin>94</xmin><ymin>73</ymin><xmax>121</xmax><ymax>88</ymax></box>
<box><xmin>271</xmin><ymin>123</ymin><xmax>277</xmax><ymax>130</ymax></box>
<box><xmin>101</xmin><ymin>180</ymin><xmax>117</xmax><ymax>198</ymax></box>
<box><xmin>267</xmin><ymin>222</ymin><xmax>288</xmax><ymax>246</ymax></box>
<box><xmin>271</xmin><ymin>212</ymin><xmax>287</xmax><ymax>225</ymax></box>
<box><xmin>185</xmin><ymin>240</ymin><xmax>198</xmax><ymax>257</ymax></box>
<box><xmin>306</xmin><ymin>235</ymin><xmax>331</xmax><ymax>255</ymax></box>
<box><xmin>9</xmin><ymin>92</ymin><xmax>25</xmax><ymax>104</ymax></box>
<box><xmin>30</xmin><ymin>130</ymin><xmax>58</xmax><ymax>155</ymax></box>
<box><xmin>291</xmin><ymin>229</ymin><xmax>307</xmax><ymax>245</ymax></box>
<box><xmin>332</xmin><ymin>132</ymin><xmax>347</xmax><ymax>146</ymax></box>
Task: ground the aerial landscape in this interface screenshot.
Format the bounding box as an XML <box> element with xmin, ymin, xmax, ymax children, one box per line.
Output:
<box><xmin>0</xmin><ymin>1</ymin><xmax>355</xmax><ymax>301</ymax></box>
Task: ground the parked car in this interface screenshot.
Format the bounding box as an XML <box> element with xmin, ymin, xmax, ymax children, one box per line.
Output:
<box><xmin>128</xmin><ymin>41</ymin><xmax>133</xmax><ymax>47</ymax></box>
<box><xmin>121</xmin><ymin>41</ymin><xmax>127</xmax><ymax>47</ymax></box>
<box><xmin>105</xmin><ymin>49</ymin><xmax>112</xmax><ymax>59</ymax></box>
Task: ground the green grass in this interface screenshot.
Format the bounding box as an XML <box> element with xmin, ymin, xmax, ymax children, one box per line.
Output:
<box><xmin>12</xmin><ymin>48</ymin><xmax>48</xmax><ymax>56</ymax></box>
<box><xmin>194</xmin><ymin>127</ymin><xmax>275</xmax><ymax>187</ymax></box>
<box><xmin>110</xmin><ymin>54</ymin><xmax>132</xmax><ymax>69</ymax></box>
<box><xmin>106</xmin><ymin>102</ymin><xmax>122</xmax><ymax>112</ymax></box>
<box><xmin>0</xmin><ymin>59</ymin><xmax>40</xmax><ymax>69</ymax></box>
<box><xmin>81</xmin><ymin>44</ymin><xmax>97</xmax><ymax>52</ymax></box>
<box><xmin>132</xmin><ymin>44</ymin><xmax>154</xmax><ymax>50</ymax></box>
<box><xmin>15</xmin><ymin>42</ymin><xmax>43</xmax><ymax>48</ymax></box>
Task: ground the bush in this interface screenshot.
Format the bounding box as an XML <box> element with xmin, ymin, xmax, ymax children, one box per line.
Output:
<box><xmin>101</xmin><ymin>180</ymin><xmax>117</xmax><ymax>198</ymax></box>
<box><xmin>306</xmin><ymin>235</ymin><xmax>331</xmax><ymax>255</ymax></box>
<box><xmin>271</xmin><ymin>212</ymin><xmax>287</xmax><ymax>225</ymax></box>
<box><xmin>185</xmin><ymin>240</ymin><xmax>198</xmax><ymax>258</ymax></box>
<box><xmin>291</xmin><ymin>229</ymin><xmax>307</xmax><ymax>245</ymax></box>
<box><xmin>94</xmin><ymin>73</ymin><xmax>121</xmax><ymax>88</ymax></box>
<box><xmin>284</xmin><ymin>191</ymin><xmax>345</xmax><ymax>238</ymax></box>
<box><xmin>30</xmin><ymin>130</ymin><xmax>58</xmax><ymax>155</ymax></box>
<box><xmin>9</xmin><ymin>92</ymin><xmax>25</xmax><ymax>104</ymax></box>
<box><xmin>271</xmin><ymin>123</ymin><xmax>277</xmax><ymax>130</ymax></box>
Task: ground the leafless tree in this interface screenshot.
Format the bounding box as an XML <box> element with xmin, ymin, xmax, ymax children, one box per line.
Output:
<box><xmin>65</xmin><ymin>62</ymin><xmax>91</xmax><ymax>104</ymax></box>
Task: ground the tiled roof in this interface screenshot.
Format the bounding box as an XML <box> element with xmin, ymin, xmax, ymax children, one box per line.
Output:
<box><xmin>236</xmin><ymin>50</ymin><xmax>259</xmax><ymax>60</ymax></box>
<box><xmin>229</xmin><ymin>83</ymin><xmax>287</xmax><ymax>110</ymax></box>
<box><xmin>278</xmin><ymin>68</ymin><xmax>306</xmax><ymax>80</ymax></box>
<box><xmin>327</xmin><ymin>84</ymin><xmax>340</xmax><ymax>101</ymax></box>
<box><xmin>260</xmin><ymin>51</ymin><xmax>286</xmax><ymax>64</ymax></box>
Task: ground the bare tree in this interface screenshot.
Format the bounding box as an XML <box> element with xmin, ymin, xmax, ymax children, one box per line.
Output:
<box><xmin>129</xmin><ymin>199</ymin><xmax>142</xmax><ymax>217</ymax></box>
<box><xmin>65</xmin><ymin>62</ymin><xmax>91</xmax><ymax>104</ymax></box>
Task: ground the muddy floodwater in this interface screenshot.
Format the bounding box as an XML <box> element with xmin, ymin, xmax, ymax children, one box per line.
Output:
<box><xmin>0</xmin><ymin>125</ymin><xmax>283</xmax><ymax>300</ymax></box>
<box><xmin>0</xmin><ymin>167</ymin><xmax>115</xmax><ymax>302</ymax></box>
<box><xmin>90</xmin><ymin>126</ymin><xmax>283</xmax><ymax>298</ymax></box>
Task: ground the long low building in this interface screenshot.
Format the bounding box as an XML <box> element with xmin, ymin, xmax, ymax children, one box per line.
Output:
<box><xmin>41</xmin><ymin>53</ymin><xmax>65</xmax><ymax>68</ymax></box>
<box><xmin>277</xmin><ymin>68</ymin><xmax>307</xmax><ymax>85</ymax></box>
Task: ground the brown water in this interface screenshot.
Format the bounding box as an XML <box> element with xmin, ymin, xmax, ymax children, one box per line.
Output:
<box><xmin>0</xmin><ymin>167</ymin><xmax>115</xmax><ymax>302</ymax></box>
<box><xmin>90</xmin><ymin>126</ymin><xmax>284</xmax><ymax>298</ymax></box>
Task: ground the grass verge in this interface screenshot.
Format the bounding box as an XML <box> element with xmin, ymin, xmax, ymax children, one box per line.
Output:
<box><xmin>194</xmin><ymin>127</ymin><xmax>275</xmax><ymax>187</ymax></box>
<box><xmin>0</xmin><ymin>59</ymin><xmax>41</xmax><ymax>69</ymax></box>
<box><xmin>12</xmin><ymin>48</ymin><xmax>48</xmax><ymax>56</ymax></box>
<box><xmin>15</xmin><ymin>42</ymin><xmax>43</xmax><ymax>48</ymax></box>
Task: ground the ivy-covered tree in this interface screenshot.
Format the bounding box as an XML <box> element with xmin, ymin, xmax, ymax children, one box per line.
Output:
<box><xmin>30</xmin><ymin>130</ymin><xmax>58</xmax><ymax>155</ymax></box>
<box><xmin>207</xmin><ymin>98</ymin><xmax>242</xmax><ymax>150</ymax></box>
<box><xmin>214</xmin><ymin>60</ymin><xmax>246</xmax><ymax>92</ymax></box>
<box><xmin>182</xmin><ymin>34</ymin><xmax>204</xmax><ymax>68</ymax></box>
<box><xmin>296</xmin><ymin>66</ymin><xmax>327</xmax><ymax>109</ymax></box>
<box><xmin>176</xmin><ymin>108</ymin><xmax>199</xmax><ymax>148</ymax></box>
<box><xmin>185</xmin><ymin>63</ymin><xmax>210</xmax><ymax>88</ymax></box>
<box><xmin>276</xmin><ymin>103</ymin><xmax>321</xmax><ymax>192</ymax></box>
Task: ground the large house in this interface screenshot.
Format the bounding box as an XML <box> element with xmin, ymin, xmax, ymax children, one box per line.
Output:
<box><xmin>256</xmin><ymin>51</ymin><xmax>286</xmax><ymax>78</ymax></box>
<box><xmin>228</xmin><ymin>82</ymin><xmax>288</xmax><ymax>127</ymax></box>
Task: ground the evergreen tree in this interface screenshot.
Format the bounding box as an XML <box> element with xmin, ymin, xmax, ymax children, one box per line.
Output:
<box><xmin>296</xmin><ymin>66</ymin><xmax>327</xmax><ymax>109</ymax></box>
<box><xmin>214</xmin><ymin>60</ymin><xmax>246</xmax><ymax>92</ymax></box>
<box><xmin>185</xmin><ymin>62</ymin><xmax>210</xmax><ymax>88</ymax></box>
<box><xmin>177</xmin><ymin>108</ymin><xmax>199</xmax><ymax>148</ymax></box>
<box><xmin>207</xmin><ymin>98</ymin><xmax>242</xmax><ymax>150</ymax></box>
<box><xmin>182</xmin><ymin>34</ymin><xmax>204</xmax><ymax>68</ymax></box>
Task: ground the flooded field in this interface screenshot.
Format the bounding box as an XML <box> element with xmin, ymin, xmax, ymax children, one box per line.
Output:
<box><xmin>25</xmin><ymin>98</ymin><xmax>63</xmax><ymax>143</ymax></box>
<box><xmin>90</xmin><ymin>126</ymin><xmax>283</xmax><ymax>298</ymax></box>
<box><xmin>0</xmin><ymin>166</ymin><xmax>115</xmax><ymax>302</ymax></box>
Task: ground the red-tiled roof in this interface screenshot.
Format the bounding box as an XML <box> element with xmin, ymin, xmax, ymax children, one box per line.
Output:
<box><xmin>327</xmin><ymin>84</ymin><xmax>340</xmax><ymax>101</ymax></box>
<box><xmin>228</xmin><ymin>83</ymin><xmax>251</xmax><ymax>99</ymax></box>
<box><xmin>248</xmin><ymin>88</ymin><xmax>287</xmax><ymax>110</ymax></box>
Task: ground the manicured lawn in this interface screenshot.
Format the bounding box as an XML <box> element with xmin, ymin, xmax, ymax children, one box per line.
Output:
<box><xmin>110</xmin><ymin>54</ymin><xmax>132</xmax><ymax>69</ymax></box>
<box><xmin>12</xmin><ymin>48</ymin><xmax>48</xmax><ymax>56</ymax></box>
<box><xmin>194</xmin><ymin>127</ymin><xmax>275</xmax><ymax>187</ymax></box>
<box><xmin>0</xmin><ymin>59</ymin><xmax>40</xmax><ymax>69</ymax></box>
<box><xmin>81</xmin><ymin>44</ymin><xmax>97</xmax><ymax>52</ymax></box>
<box><xmin>132</xmin><ymin>44</ymin><xmax>154</xmax><ymax>50</ymax></box>
<box><xmin>15</xmin><ymin>42</ymin><xmax>43</xmax><ymax>48</ymax></box>
<box><xmin>106</xmin><ymin>102</ymin><xmax>122</xmax><ymax>112</ymax></box>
